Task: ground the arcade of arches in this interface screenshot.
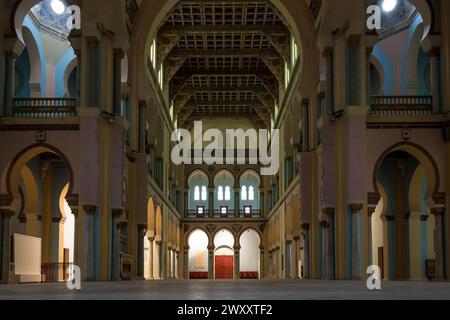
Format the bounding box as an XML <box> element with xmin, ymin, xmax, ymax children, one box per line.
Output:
<box><xmin>0</xmin><ymin>0</ymin><xmax>450</xmax><ymax>285</ymax></box>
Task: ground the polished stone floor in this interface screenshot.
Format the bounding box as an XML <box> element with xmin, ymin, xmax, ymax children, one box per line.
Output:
<box><xmin>0</xmin><ymin>280</ymin><xmax>449</xmax><ymax>300</ymax></box>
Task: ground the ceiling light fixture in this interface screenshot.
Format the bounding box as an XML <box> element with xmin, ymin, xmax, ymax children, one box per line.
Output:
<box><xmin>382</xmin><ymin>0</ymin><xmax>398</xmax><ymax>12</ymax></box>
<box><xmin>50</xmin><ymin>0</ymin><xmax>66</xmax><ymax>15</ymax></box>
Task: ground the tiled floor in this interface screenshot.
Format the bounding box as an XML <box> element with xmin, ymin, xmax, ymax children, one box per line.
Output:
<box><xmin>0</xmin><ymin>280</ymin><xmax>449</xmax><ymax>300</ymax></box>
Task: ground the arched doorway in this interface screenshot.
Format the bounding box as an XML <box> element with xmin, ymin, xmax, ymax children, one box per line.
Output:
<box><xmin>4</xmin><ymin>145</ymin><xmax>75</xmax><ymax>283</ymax></box>
<box><xmin>214</xmin><ymin>229</ymin><xmax>235</xmax><ymax>279</ymax></box>
<box><xmin>187</xmin><ymin>229</ymin><xmax>209</xmax><ymax>279</ymax></box>
<box><xmin>372</xmin><ymin>144</ymin><xmax>442</xmax><ymax>280</ymax></box>
<box><xmin>239</xmin><ymin>229</ymin><xmax>261</xmax><ymax>279</ymax></box>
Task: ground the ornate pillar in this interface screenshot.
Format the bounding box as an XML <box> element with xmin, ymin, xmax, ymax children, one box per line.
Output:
<box><xmin>113</xmin><ymin>49</ymin><xmax>124</xmax><ymax>115</ymax></box>
<box><xmin>137</xmin><ymin>224</ymin><xmax>147</xmax><ymax>278</ymax></box>
<box><xmin>431</xmin><ymin>207</ymin><xmax>445</xmax><ymax>279</ymax></box>
<box><xmin>86</xmin><ymin>37</ymin><xmax>99</xmax><ymax>107</ymax></box>
<box><xmin>155</xmin><ymin>236</ymin><xmax>162</xmax><ymax>279</ymax></box>
<box><xmin>83</xmin><ymin>205</ymin><xmax>97</xmax><ymax>281</ymax></box>
<box><xmin>234</xmin><ymin>188</ymin><xmax>240</xmax><ymax>218</ymax></box>
<box><xmin>350</xmin><ymin>204</ymin><xmax>363</xmax><ymax>280</ymax></box>
<box><xmin>323</xmin><ymin>47</ymin><xmax>334</xmax><ymax>114</ymax></box>
<box><xmin>320</xmin><ymin>219</ymin><xmax>329</xmax><ymax>279</ymax></box>
<box><xmin>301</xmin><ymin>223</ymin><xmax>310</xmax><ymax>279</ymax></box>
<box><xmin>208</xmin><ymin>188</ymin><xmax>214</xmax><ymax>218</ymax></box>
<box><xmin>5</xmin><ymin>51</ymin><xmax>17</xmax><ymax>116</ymax></box>
<box><xmin>367</xmin><ymin>207</ymin><xmax>376</xmax><ymax>267</ymax></box>
<box><xmin>208</xmin><ymin>245</ymin><xmax>215</xmax><ymax>279</ymax></box>
<box><xmin>285</xmin><ymin>239</ymin><xmax>292</xmax><ymax>279</ymax></box>
<box><xmin>148</xmin><ymin>233</ymin><xmax>154</xmax><ymax>280</ymax></box>
<box><xmin>184</xmin><ymin>246</ymin><xmax>189</xmax><ymax>279</ymax></box>
<box><xmin>323</xmin><ymin>207</ymin><xmax>335</xmax><ymax>280</ymax></box>
<box><xmin>111</xmin><ymin>209</ymin><xmax>123</xmax><ymax>280</ymax></box>
<box><xmin>259</xmin><ymin>245</ymin><xmax>265</xmax><ymax>279</ymax></box>
<box><xmin>234</xmin><ymin>245</ymin><xmax>241</xmax><ymax>279</ymax></box>
<box><xmin>428</xmin><ymin>48</ymin><xmax>441</xmax><ymax>114</ymax></box>
<box><xmin>0</xmin><ymin>210</ymin><xmax>14</xmax><ymax>283</ymax></box>
<box><xmin>293</xmin><ymin>236</ymin><xmax>300</xmax><ymax>279</ymax></box>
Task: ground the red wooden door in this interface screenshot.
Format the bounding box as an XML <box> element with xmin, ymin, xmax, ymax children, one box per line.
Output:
<box><xmin>215</xmin><ymin>256</ymin><xmax>234</xmax><ymax>279</ymax></box>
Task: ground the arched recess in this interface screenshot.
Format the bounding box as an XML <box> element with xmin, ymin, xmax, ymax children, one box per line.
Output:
<box><xmin>239</xmin><ymin>170</ymin><xmax>261</xmax><ymax>215</ymax></box>
<box><xmin>187</xmin><ymin>228</ymin><xmax>209</xmax><ymax>279</ymax></box>
<box><xmin>21</xmin><ymin>22</ymin><xmax>45</xmax><ymax>96</ymax></box>
<box><xmin>372</xmin><ymin>142</ymin><xmax>441</xmax><ymax>280</ymax></box>
<box><xmin>6</xmin><ymin>144</ymin><xmax>78</xmax><ymax>208</ymax></box>
<box><xmin>239</xmin><ymin>228</ymin><xmax>262</xmax><ymax>279</ymax></box>
<box><xmin>187</xmin><ymin>169</ymin><xmax>209</xmax><ymax>213</ymax></box>
<box><xmin>372</xmin><ymin>142</ymin><xmax>439</xmax><ymax>206</ymax></box>
<box><xmin>61</xmin><ymin>57</ymin><xmax>78</xmax><ymax>97</ymax></box>
<box><xmin>408</xmin><ymin>0</ymin><xmax>433</xmax><ymax>39</ymax></box>
<box><xmin>369</xmin><ymin>55</ymin><xmax>386</xmax><ymax>95</ymax></box>
<box><xmin>213</xmin><ymin>228</ymin><xmax>235</xmax><ymax>279</ymax></box>
<box><xmin>214</xmin><ymin>170</ymin><xmax>236</xmax><ymax>213</ymax></box>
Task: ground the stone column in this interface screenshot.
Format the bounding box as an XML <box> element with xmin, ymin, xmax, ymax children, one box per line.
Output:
<box><xmin>208</xmin><ymin>188</ymin><xmax>214</xmax><ymax>218</ymax></box>
<box><xmin>234</xmin><ymin>245</ymin><xmax>241</xmax><ymax>279</ymax></box>
<box><xmin>259</xmin><ymin>245</ymin><xmax>265</xmax><ymax>279</ymax></box>
<box><xmin>293</xmin><ymin>237</ymin><xmax>300</xmax><ymax>279</ymax></box>
<box><xmin>70</xmin><ymin>207</ymin><xmax>80</xmax><ymax>269</ymax></box>
<box><xmin>111</xmin><ymin>209</ymin><xmax>122</xmax><ymax>280</ymax></box>
<box><xmin>86</xmin><ymin>37</ymin><xmax>99</xmax><ymax>107</ymax></box>
<box><xmin>234</xmin><ymin>188</ymin><xmax>240</xmax><ymax>218</ymax></box>
<box><xmin>113</xmin><ymin>49</ymin><xmax>124</xmax><ymax>115</ymax></box>
<box><xmin>83</xmin><ymin>205</ymin><xmax>97</xmax><ymax>281</ymax></box>
<box><xmin>367</xmin><ymin>207</ymin><xmax>376</xmax><ymax>267</ymax></box>
<box><xmin>323</xmin><ymin>47</ymin><xmax>334</xmax><ymax>114</ymax></box>
<box><xmin>208</xmin><ymin>245</ymin><xmax>215</xmax><ymax>279</ymax></box>
<box><xmin>350</xmin><ymin>204</ymin><xmax>363</xmax><ymax>280</ymax></box>
<box><xmin>0</xmin><ymin>210</ymin><xmax>14</xmax><ymax>283</ymax></box>
<box><xmin>138</xmin><ymin>100</ymin><xmax>147</xmax><ymax>153</ymax></box>
<box><xmin>155</xmin><ymin>238</ymin><xmax>162</xmax><ymax>279</ymax></box>
<box><xmin>320</xmin><ymin>219</ymin><xmax>329</xmax><ymax>279</ymax></box>
<box><xmin>323</xmin><ymin>207</ymin><xmax>335</xmax><ymax>280</ymax></box>
<box><xmin>184</xmin><ymin>247</ymin><xmax>189</xmax><ymax>279</ymax></box>
<box><xmin>428</xmin><ymin>48</ymin><xmax>441</xmax><ymax>114</ymax></box>
<box><xmin>5</xmin><ymin>51</ymin><xmax>18</xmax><ymax>116</ymax></box>
<box><xmin>431</xmin><ymin>207</ymin><xmax>445</xmax><ymax>279</ymax></box>
<box><xmin>301</xmin><ymin>223</ymin><xmax>310</xmax><ymax>279</ymax></box>
<box><xmin>137</xmin><ymin>224</ymin><xmax>147</xmax><ymax>278</ymax></box>
<box><xmin>285</xmin><ymin>239</ymin><xmax>292</xmax><ymax>279</ymax></box>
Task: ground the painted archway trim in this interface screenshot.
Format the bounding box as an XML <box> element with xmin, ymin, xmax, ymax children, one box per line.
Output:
<box><xmin>5</xmin><ymin>143</ymin><xmax>78</xmax><ymax>208</ymax></box>
<box><xmin>371</xmin><ymin>141</ymin><xmax>440</xmax><ymax>205</ymax></box>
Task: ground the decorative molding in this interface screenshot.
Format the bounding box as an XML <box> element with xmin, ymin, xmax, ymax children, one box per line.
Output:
<box><xmin>83</xmin><ymin>205</ymin><xmax>97</xmax><ymax>214</ymax></box>
<box><xmin>349</xmin><ymin>203</ymin><xmax>363</xmax><ymax>214</ymax></box>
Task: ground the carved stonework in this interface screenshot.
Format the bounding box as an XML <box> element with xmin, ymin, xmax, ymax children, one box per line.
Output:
<box><xmin>206</xmin><ymin>224</ymin><xmax>216</xmax><ymax>233</ymax></box>
<box><xmin>232</xmin><ymin>224</ymin><xmax>242</xmax><ymax>234</ymax></box>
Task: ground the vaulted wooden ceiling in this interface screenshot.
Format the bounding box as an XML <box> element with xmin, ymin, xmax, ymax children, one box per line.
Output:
<box><xmin>156</xmin><ymin>0</ymin><xmax>292</xmax><ymax>129</ymax></box>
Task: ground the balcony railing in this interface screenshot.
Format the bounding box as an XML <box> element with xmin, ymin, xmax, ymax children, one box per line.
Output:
<box><xmin>13</xmin><ymin>98</ymin><xmax>77</xmax><ymax>117</ymax></box>
<box><xmin>370</xmin><ymin>96</ymin><xmax>432</xmax><ymax>115</ymax></box>
<box><xmin>187</xmin><ymin>209</ymin><xmax>262</xmax><ymax>218</ymax></box>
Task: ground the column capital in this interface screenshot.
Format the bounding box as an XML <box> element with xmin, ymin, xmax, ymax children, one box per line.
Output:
<box><xmin>0</xmin><ymin>209</ymin><xmax>15</xmax><ymax>218</ymax></box>
<box><xmin>301</xmin><ymin>223</ymin><xmax>310</xmax><ymax>231</ymax></box>
<box><xmin>112</xmin><ymin>208</ymin><xmax>125</xmax><ymax>218</ymax></box>
<box><xmin>52</xmin><ymin>216</ymin><xmax>66</xmax><ymax>224</ymax></box>
<box><xmin>367</xmin><ymin>206</ymin><xmax>376</xmax><ymax>218</ymax></box>
<box><xmin>323</xmin><ymin>207</ymin><xmax>335</xmax><ymax>217</ymax></box>
<box><xmin>207</xmin><ymin>245</ymin><xmax>215</xmax><ymax>251</ymax></box>
<box><xmin>83</xmin><ymin>205</ymin><xmax>97</xmax><ymax>214</ymax></box>
<box><xmin>113</xmin><ymin>48</ymin><xmax>125</xmax><ymax>59</ymax></box>
<box><xmin>234</xmin><ymin>245</ymin><xmax>241</xmax><ymax>251</ymax></box>
<box><xmin>70</xmin><ymin>206</ymin><xmax>79</xmax><ymax>218</ymax></box>
<box><xmin>86</xmin><ymin>36</ymin><xmax>100</xmax><ymax>48</ymax></box>
<box><xmin>349</xmin><ymin>203</ymin><xmax>363</xmax><ymax>214</ymax></box>
<box><xmin>320</xmin><ymin>220</ymin><xmax>330</xmax><ymax>229</ymax></box>
<box><xmin>431</xmin><ymin>207</ymin><xmax>445</xmax><ymax>216</ymax></box>
<box><xmin>322</xmin><ymin>46</ymin><xmax>333</xmax><ymax>57</ymax></box>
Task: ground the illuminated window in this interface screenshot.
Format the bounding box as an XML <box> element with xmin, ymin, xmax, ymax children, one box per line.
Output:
<box><xmin>241</xmin><ymin>186</ymin><xmax>247</xmax><ymax>201</ymax></box>
<box><xmin>249</xmin><ymin>186</ymin><xmax>255</xmax><ymax>201</ymax></box>
<box><xmin>201</xmin><ymin>186</ymin><xmax>207</xmax><ymax>201</ymax></box>
<box><xmin>224</xmin><ymin>186</ymin><xmax>231</xmax><ymax>201</ymax></box>
<box><xmin>218</xmin><ymin>186</ymin><xmax>224</xmax><ymax>201</ymax></box>
<box><xmin>194</xmin><ymin>186</ymin><xmax>200</xmax><ymax>201</ymax></box>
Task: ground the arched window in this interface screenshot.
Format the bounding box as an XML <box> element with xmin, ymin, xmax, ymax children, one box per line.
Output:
<box><xmin>241</xmin><ymin>186</ymin><xmax>247</xmax><ymax>201</ymax></box>
<box><xmin>225</xmin><ymin>186</ymin><xmax>231</xmax><ymax>201</ymax></box>
<box><xmin>218</xmin><ymin>186</ymin><xmax>224</xmax><ymax>201</ymax></box>
<box><xmin>201</xmin><ymin>186</ymin><xmax>207</xmax><ymax>201</ymax></box>
<box><xmin>248</xmin><ymin>186</ymin><xmax>255</xmax><ymax>201</ymax></box>
<box><xmin>194</xmin><ymin>186</ymin><xmax>200</xmax><ymax>201</ymax></box>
